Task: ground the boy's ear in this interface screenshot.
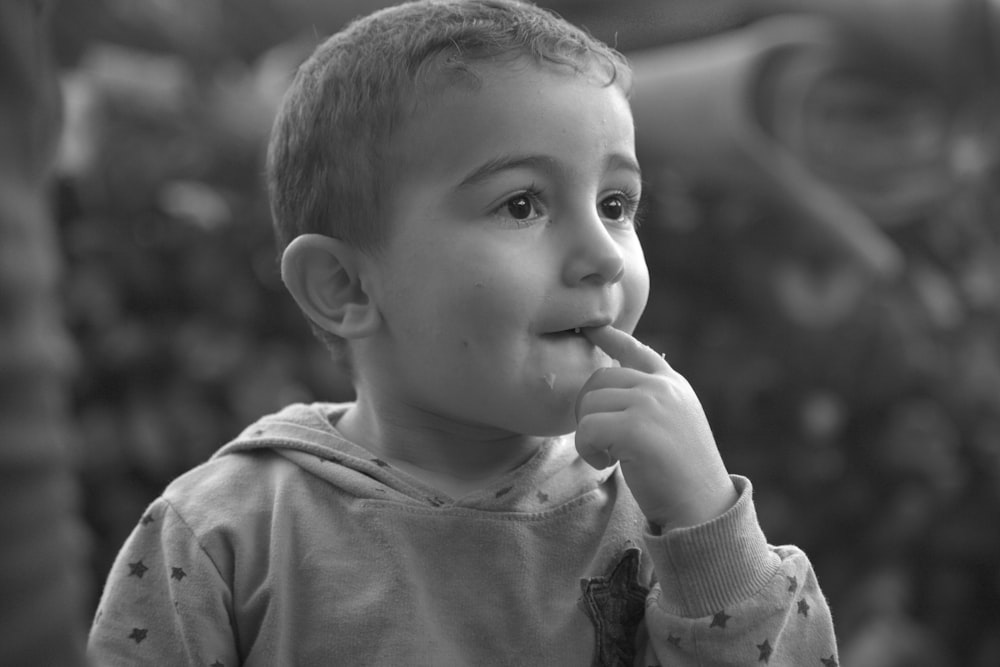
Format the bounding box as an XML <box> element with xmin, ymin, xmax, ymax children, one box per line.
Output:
<box><xmin>280</xmin><ymin>234</ymin><xmax>381</xmax><ymax>340</ymax></box>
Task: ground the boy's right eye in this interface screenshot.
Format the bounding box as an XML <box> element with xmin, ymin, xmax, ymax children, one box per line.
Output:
<box><xmin>506</xmin><ymin>195</ymin><xmax>535</xmax><ymax>220</ymax></box>
<box><xmin>492</xmin><ymin>189</ymin><xmax>546</xmax><ymax>227</ymax></box>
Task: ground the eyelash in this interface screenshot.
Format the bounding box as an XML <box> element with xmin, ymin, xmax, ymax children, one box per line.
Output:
<box><xmin>491</xmin><ymin>186</ymin><xmax>643</xmax><ymax>228</ymax></box>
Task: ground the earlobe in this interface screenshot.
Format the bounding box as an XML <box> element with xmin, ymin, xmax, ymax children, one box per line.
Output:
<box><xmin>280</xmin><ymin>234</ymin><xmax>381</xmax><ymax>339</ymax></box>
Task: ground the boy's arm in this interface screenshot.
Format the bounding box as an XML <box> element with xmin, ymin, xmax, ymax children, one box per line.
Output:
<box><xmin>639</xmin><ymin>476</ymin><xmax>839</xmax><ymax>666</ymax></box>
<box><xmin>88</xmin><ymin>497</ymin><xmax>239</xmax><ymax>667</ymax></box>
<box><xmin>576</xmin><ymin>326</ymin><xmax>838</xmax><ymax>664</ymax></box>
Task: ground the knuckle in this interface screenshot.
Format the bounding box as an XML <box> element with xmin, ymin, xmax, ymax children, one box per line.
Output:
<box><xmin>637</xmin><ymin>391</ymin><xmax>659</xmax><ymax>412</ymax></box>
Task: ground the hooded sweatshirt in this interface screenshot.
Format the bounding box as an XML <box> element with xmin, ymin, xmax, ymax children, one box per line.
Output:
<box><xmin>88</xmin><ymin>402</ymin><xmax>838</xmax><ymax>666</ymax></box>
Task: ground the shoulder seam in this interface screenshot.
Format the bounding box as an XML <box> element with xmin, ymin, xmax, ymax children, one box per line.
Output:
<box><xmin>157</xmin><ymin>496</ymin><xmax>232</xmax><ymax>591</ymax></box>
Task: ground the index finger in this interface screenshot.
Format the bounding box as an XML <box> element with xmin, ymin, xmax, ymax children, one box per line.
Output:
<box><xmin>583</xmin><ymin>325</ymin><xmax>671</xmax><ymax>374</ymax></box>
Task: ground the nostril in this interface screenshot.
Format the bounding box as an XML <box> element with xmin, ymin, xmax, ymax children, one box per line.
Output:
<box><xmin>581</xmin><ymin>260</ymin><xmax>624</xmax><ymax>287</ymax></box>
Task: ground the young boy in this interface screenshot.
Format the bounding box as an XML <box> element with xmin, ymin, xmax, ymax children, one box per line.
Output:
<box><xmin>88</xmin><ymin>0</ymin><xmax>839</xmax><ymax>664</ymax></box>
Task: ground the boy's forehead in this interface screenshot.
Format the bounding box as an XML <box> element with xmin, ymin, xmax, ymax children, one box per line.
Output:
<box><xmin>388</xmin><ymin>59</ymin><xmax>636</xmax><ymax>187</ymax></box>
<box><xmin>401</xmin><ymin>60</ymin><xmax>633</xmax><ymax>155</ymax></box>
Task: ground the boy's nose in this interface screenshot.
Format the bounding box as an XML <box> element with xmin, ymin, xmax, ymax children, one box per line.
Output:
<box><xmin>561</xmin><ymin>216</ymin><xmax>626</xmax><ymax>287</ymax></box>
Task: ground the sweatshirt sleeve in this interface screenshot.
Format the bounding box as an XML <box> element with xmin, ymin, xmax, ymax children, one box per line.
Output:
<box><xmin>87</xmin><ymin>497</ymin><xmax>240</xmax><ymax>667</ymax></box>
<box><xmin>640</xmin><ymin>476</ymin><xmax>839</xmax><ymax>666</ymax></box>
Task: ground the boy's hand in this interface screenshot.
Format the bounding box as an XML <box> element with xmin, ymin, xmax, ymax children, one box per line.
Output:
<box><xmin>575</xmin><ymin>326</ymin><xmax>738</xmax><ymax>532</ymax></box>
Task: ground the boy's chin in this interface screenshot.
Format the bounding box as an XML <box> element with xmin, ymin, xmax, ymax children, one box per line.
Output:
<box><xmin>479</xmin><ymin>371</ymin><xmax>596</xmax><ymax>437</ymax></box>
<box><xmin>511</xmin><ymin>395</ymin><xmax>581</xmax><ymax>438</ymax></box>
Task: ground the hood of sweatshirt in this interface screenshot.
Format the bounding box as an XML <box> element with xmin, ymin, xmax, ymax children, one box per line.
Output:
<box><xmin>213</xmin><ymin>402</ymin><xmax>616</xmax><ymax>513</ymax></box>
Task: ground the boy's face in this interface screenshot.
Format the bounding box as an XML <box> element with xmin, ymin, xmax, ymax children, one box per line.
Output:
<box><xmin>361</xmin><ymin>60</ymin><xmax>649</xmax><ymax>437</ymax></box>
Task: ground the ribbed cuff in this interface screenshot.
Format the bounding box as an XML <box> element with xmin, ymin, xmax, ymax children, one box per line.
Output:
<box><xmin>645</xmin><ymin>475</ymin><xmax>780</xmax><ymax>617</ymax></box>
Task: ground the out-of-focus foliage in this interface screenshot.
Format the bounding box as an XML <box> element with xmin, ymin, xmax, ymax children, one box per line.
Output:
<box><xmin>53</xmin><ymin>0</ymin><xmax>356</xmax><ymax>606</ymax></box>
<box><xmin>0</xmin><ymin>2</ymin><xmax>87</xmax><ymax>663</ymax></box>
<box><xmin>54</xmin><ymin>1</ymin><xmax>1000</xmax><ymax>665</ymax></box>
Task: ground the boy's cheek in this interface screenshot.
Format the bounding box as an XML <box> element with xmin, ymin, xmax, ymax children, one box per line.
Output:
<box><xmin>621</xmin><ymin>264</ymin><xmax>651</xmax><ymax>332</ymax></box>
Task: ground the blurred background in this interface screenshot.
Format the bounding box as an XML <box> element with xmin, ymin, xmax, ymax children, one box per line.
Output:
<box><xmin>13</xmin><ymin>0</ymin><xmax>1000</xmax><ymax>664</ymax></box>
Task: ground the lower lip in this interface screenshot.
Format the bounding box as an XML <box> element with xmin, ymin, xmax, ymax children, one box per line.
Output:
<box><xmin>544</xmin><ymin>331</ymin><xmax>587</xmax><ymax>340</ymax></box>
<box><xmin>541</xmin><ymin>332</ymin><xmax>598</xmax><ymax>352</ymax></box>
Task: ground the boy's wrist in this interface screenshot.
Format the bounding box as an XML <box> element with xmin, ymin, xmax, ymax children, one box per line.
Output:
<box><xmin>648</xmin><ymin>480</ymin><xmax>739</xmax><ymax>534</ymax></box>
<box><xmin>645</xmin><ymin>476</ymin><xmax>779</xmax><ymax>619</ymax></box>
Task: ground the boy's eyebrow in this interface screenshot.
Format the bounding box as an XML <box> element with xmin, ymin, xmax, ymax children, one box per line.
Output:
<box><xmin>605</xmin><ymin>153</ymin><xmax>642</xmax><ymax>180</ymax></box>
<box><xmin>456</xmin><ymin>154</ymin><xmax>559</xmax><ymax>189</ymax></box>
<box><xmin>456</xmin><ymin>152</ymin><xmax>641</xmax><ymax>189</ymax></box>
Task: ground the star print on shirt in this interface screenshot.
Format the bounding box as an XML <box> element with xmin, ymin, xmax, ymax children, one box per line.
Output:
<box><xmin>666</xmin><ymin>634</ymin><xmax>681</xmax><ymax>648</ymax></box>
<box><xmin>757</xmin><ymin>639</ymin><xmax>772</xmax><ymax>662</ymax></box>
<box><xmin>820</xmin><ymin>656</ymin><xmax>839</xmax><ymax>667</ymax></box>
<box><xmin>787</xmin><ymin>575</ymin><xmax>798</xmax><ymax>593</ymax></box>
<box><xmin>797</xmin><ymin>598</ymin><xmax>810</xmax><ymax>617</ymax></box>
<box><xmin>140</xmin><ymin>514</ymin><xmax>155</xmax><ymax>526</ymax></box>
<box><xmin>709</xmin><ymin>610</ymin><xmax>730</xmax><ymax>629</ymax></box>
<box><xmin>128</xmin><ymin>560</ymin><xmax>148</xmax><ymax>578</ymax></box>
<box><xmin>171</xmin><ymin>567</ymin><xmax>187</xmax><ymax>581</ymax></box>
<box><xmin>128</xmin><ymin>628</ymin><xmax>147</xmax><ymax>644</ymax></box>
<box><xmin>579</xmin><ymin>547</ymin><xmax>649</xmax><ymax>667</ymax></box>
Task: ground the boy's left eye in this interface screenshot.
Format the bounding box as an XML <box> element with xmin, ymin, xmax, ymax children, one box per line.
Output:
<box><xmin>598</xmin><ymin>193</ymin><xmax>637</xmax><ymax>224</ymax></box>
<box><xmin>599</xmin><ymin>196</ymin><xmax>625</xmax><ymax>221</ymax></box>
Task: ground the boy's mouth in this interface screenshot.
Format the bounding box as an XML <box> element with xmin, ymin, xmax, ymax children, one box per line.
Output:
<box><xmin>541</xmin><ymin>318</ymin><xmax>612</xmax><ymax>339</ymax></box>
<box><xmin>547</xmin><ymin>327</ymin><xmax>585</xmax><ymax>337</ymax></box>
<box><xmin>545</xmin><ymin>323</ymin><xmax>606</xmax><ymax>338</ymax></box>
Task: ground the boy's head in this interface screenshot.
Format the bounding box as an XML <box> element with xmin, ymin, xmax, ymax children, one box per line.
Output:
<box><xmin>267</xmin><ymin>0</ymin><xmax>633</xmax><ymax>361</ymax></box>
<box><xmin>271</xmin><ymin>0</ymin><xmax>648</xmax><ymax>437</ymax></box>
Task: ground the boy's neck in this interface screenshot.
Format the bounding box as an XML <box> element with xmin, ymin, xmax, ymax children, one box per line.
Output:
<box><xmin>334</xmin><ymin>397</ymin><xmax>547</xmax><ymax>496</ymax></box>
